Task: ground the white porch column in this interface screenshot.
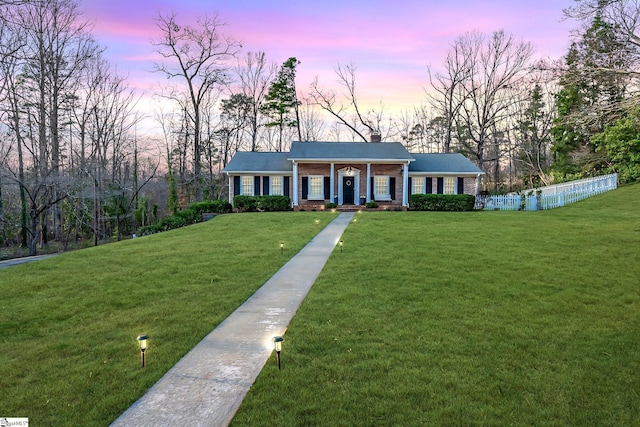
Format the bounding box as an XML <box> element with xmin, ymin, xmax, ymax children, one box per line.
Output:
<box><xmin>366</xmin><ymin>163</ymin><xmax>371</xmax><ymax>203</ymax></box>
<box><xmin>330</xmin><ymin>162</ymin><xmax>335</xmax><ymax>202</ymax></box>
<box><xmin>402</xmin><ymin>163</ymin><xmax>409</xmax><ymax>207</ymax></box>
<box><xmin>227</xmin><ymin>175</ymin><xmax>232</xmax><ymax>204</ymax></box>
<box><xmin>292</xmin><ymin>162</ymin><xmax>299</xmax><ymax>206</ymax></box>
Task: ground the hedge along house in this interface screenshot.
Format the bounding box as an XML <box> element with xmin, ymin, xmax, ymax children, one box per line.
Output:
<box><xmin>223</xmin><ymin>141</ymin><xmax>484</xmax><ymax>210</ymax></box>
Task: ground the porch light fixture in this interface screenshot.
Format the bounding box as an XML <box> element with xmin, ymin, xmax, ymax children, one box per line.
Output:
<box><xmin>339</xmin><ymin>239</ymin><xmax>343</xmax><ymax>253</ymax></box>
<box><xmin>345</xmin><ymin>166</ymin><xmax>354</xmax><ymax>176</ymax></box>
<box><xmin>137</xmin><ymin>335</ymin><xmax>148</xmax><ymax>368</ymax></box>
<box><xmin>272</xmin><ymin>336</ymin><xmax>284</xmax><ymax>370</ymax></box>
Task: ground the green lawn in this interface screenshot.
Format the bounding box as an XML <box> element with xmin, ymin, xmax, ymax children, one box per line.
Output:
<box><xmin>232</xmin><ymin>186</ymin><xmax>640</xmax><ymax>426</ymax></box>
<box><xmin>2</xmin><ymin>187</ymin><xmax>640</xmax><ymax>426</ymax></box>
<box><xmin>0</xmin><ymin>212</ymin><xmax>337</xmax><ymax>426</ymax></box>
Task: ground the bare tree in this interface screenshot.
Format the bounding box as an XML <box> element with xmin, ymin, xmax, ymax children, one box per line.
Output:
<box><xmin>310</xmin><ymin>63</ymin><xmax>393</xmax><ymax>142</ymax></box>
<box><xmin>152</xmin><ymin>11</ymin><xmax>240</xmax><ymax>201</ymax></box>
<box><xmin>565</xmin><ymin>0</ymin><xmax>640</xmax><ymax>49</ymax></box>
<box><xmin>446</xmin><ymin>30</ymin><xmax>534</xmax><ymax>191</ymax></box>
<box><xmin>298</xmin><ymin>97</ymin><xmax>326</xmax><ymax>141</ymax></box>
<box><xmin>235</xmin><ymin>51</ymin><xmax>275</xmax><ymax>151</ymax></box>
<box><xmin>427</xmin><ymin>39</ymin><xmax>475</xmax><ymax>153</ymax></box>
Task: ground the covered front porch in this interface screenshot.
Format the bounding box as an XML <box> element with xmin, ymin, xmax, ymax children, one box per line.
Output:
<box><xmin>291</xmin><ymin>162</ymin><xmax>410</xmax><ymax>209</ymax></box>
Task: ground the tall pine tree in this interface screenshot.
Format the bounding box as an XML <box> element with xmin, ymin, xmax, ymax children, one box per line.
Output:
<box><xmin>261</xmin><ymin>57</ymin><xmax>301</xmax><ymax>151</ymax></box>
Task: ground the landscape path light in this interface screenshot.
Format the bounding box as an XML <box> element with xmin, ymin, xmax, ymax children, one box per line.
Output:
<box><xmin>137</xmin><ymin>335</ymin><xmax>149</xmax><ymax>368</ymax></box>
<box><xmin>272</xmin><ymin>336</ymin><xmax>284</xmax><ymax>370</ymax></box>
<box><xmin>315</xmin><ymin>218</ymin><xmax>320</xmax><ymax>226</ymax></box>
<box><xmin>280</xmin><ymin>241</ymin><xmax>284</xmax><ymax>254</ymax></box>
<box><xmin>339</xmin><ymin>239</ymin><xmax>343</xmax><ymax>253</ymax></box>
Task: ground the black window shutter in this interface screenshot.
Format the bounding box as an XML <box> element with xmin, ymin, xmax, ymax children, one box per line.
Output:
<box><xmin>284</xmin><ymin>176</ymin><xmax>290</xmax><ymax>197</ymax></box>
<box><xmin>370</xmin><ymin>177</ymin><xmax>375</xmax><ymax>201</ymax></box>
<box><xmin>457</xmin><ymin>177</ymin><xmax>465</xmax><ymax>194</ymax></box>
<box><xmin>302</xmin><ymin>177</ymin><xmax>308</xmax><ymax>199</ymax></box>
<box><xmin>263</xmin><ymin>177</ymin><xmax>270</xmax><ymax>195</ymax></box>
<box><xmin>437</xmin><ymin>177</ymin><xmax>444</xmax><ymax>194</ymax></box>
<box><xmin>408</xmin><ymin>177</ymin><xmax>413</xmax><ymax>196</ymax></box>
<box><xmin>253</xmin><ymin>176</ymin><xmax>261</xmax><ymax>196</ymax></box>
<box><xmin>426</xmin><ymin>178</ymin><xmax>432</xmax><ymax>194</ymax></box>
<box><xmin>390</xmin><ymin>177</ymin><xmax>396</xmax><ymax>200</ymax></box>
<box><xmin>234</xmin><ymin>176</ymin><xmax>241</xmax><ymax>196</ymax></box>
<box><xmin>323</xmin><ymin>177</ymin><xmax>330</xmax><ymax>200</ymax></box>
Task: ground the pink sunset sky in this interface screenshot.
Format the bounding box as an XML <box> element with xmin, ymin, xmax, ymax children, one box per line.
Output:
<box><xmin>80</xmin><ymin>0</ymin><xmax>578</xmax><ymax>117</ymax></box>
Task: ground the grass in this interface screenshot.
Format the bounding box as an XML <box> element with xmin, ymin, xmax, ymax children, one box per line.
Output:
<box><xmin>0</xmin><ymin>212</ymin><xmax>337</xmax><ymax>426</ymax></box>
<box><xmin>3</xmin><ymin>186</ymin><xmax>640</xmax><ymax>426</ymax></box>
<box><xmin>232</xmin><ymin>185</ymin><xmax>640</xmax><ymax>426</ymax></box>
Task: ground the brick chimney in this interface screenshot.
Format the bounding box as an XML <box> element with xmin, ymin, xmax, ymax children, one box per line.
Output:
<box><xmin>370</xmin><ymin>133</ymin><xmax>382</xmax><ymax>143</ymax></box>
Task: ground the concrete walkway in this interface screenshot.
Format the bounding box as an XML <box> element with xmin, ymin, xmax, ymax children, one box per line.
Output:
<box><xmin>111</xmin><ymin>212</ymin><xmax>354</xmax><ymax>427</ymax></box>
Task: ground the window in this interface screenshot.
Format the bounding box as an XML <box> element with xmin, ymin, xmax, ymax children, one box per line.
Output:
<box><xmin>241</xmin><ymin>176</ymin><xmax>253</xmax><ymax>195</ymax></box>
<box><xmin>271</xmin><ymin>176</ymin><xmax>283</xmax><ymax>196</ymax></box>
<box><xmin>308</xmin><ymin>175</ymin><xmax>324</xmax><ymax>200</ymax></box>
<box><xmin>444</xmin><ymin>177</ymin><xmax>456</xmax><ymax>194</ymax></box>
<box><xmin>412</xmin><ymin>177</ymin><xmax>425</xmax><ymax>194</ymax></box>
<box><xmin>374</xmin><ymin>176</ymin><xmax>391</xmax><ymax>200</ymax></box>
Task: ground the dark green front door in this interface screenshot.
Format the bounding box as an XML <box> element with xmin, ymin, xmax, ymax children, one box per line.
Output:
<box><xmin>343</xmin><ymin>177</ymin><xmax>354</xmax><ymax>204</ymax></box>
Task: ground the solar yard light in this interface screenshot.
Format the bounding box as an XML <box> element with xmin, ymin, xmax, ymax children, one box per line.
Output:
<box><xmin>280</xmin><ymin>241</ymin><xmax>284</xmax><ymax>254</ymax></box>
<box><xmin>339</xmin><ymin>239</ymin><xmax>343</xmax><ymax>253</ymax></box>
<box><xmin>272</xmin><ymin>336</ymin><xmax>284</xmax><ymax>370</ymax></box>
<box><xmin>137</xmin><ymin>335</ymin><xmax>149</xmax><ymax>368</ymax></box>
<box><xmin>315</xmin><ymin>218</ymin><xmax>320</xmax><ymax>225</ymax></box>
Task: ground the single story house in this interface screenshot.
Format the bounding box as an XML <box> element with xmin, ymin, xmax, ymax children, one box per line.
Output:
<box><xmin>222</xmin><ymin>141</ymin><xmax>484</xmax><ymax>209</ymax></box>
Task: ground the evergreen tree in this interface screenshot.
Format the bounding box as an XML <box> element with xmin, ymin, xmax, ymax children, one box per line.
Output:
<box><xmin>261</xmin><ymin>57</ymin><xmax>301</xmax><ymax>151</ymax></box>
<box><xmin>551</xmin><ymin>13</ymin><xmax>631</xmax><ymax>177</ymax></box>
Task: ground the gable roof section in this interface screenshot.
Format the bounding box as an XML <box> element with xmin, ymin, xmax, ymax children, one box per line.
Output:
<box><xmin>223</xmin><ymin>152</ymin><xmax>292</xmax><ymax>174</ymax></box>
<box><xmin>288</xmin><ymin>141</ymin><xmax>414</xmax><ymax>162</ymax></box>
<box><xmin>409</xmin><ymin>153</ymin><xmax>484</xmax><ymax>175</ymax></box>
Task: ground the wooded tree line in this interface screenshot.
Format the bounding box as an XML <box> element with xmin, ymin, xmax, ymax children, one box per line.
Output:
<box><xmin>1</xmin><ymin>0</ymin><xmax>639</xmax><ymax>256</ymax></box>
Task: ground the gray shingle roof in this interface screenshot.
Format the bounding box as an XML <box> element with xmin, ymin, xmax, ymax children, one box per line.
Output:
<box><xmin>409</xmin><ymin>153</ymin><xmax>484</xmax><ymax>174</ymax></box>
<box><xmin>223</xmin><ymin>152</ymin><xmax>292</xmax><ymax>173</ymax></box>
<box><xmin>288</xmin><ymin>141</ymin><xmax>414</xmax><ymax>161</ymax></box>
<box><xmin>222</xmin><ymin>146</ymin><xmax>484</xmax><ymax>175</ymax></box>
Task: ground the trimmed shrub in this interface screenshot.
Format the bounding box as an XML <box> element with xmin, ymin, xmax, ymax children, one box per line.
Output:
<box><xmin>190</xmin><ymin>200</ymin><xmax>232</xmax><ymax>214</ymax></box>
<box><xmin>409</xmin><ymin>194</ymin><xmax>476</xmax><ymax>211</ymax></box>
<box><xmin>138</xmin><ymin>224</ymin><xmax>162</xmax><ymax>236</ymax></box>
<box><xmin>233</xmin><ymin>195</ymin><xmax>259</xmax><ymax>212</ymax></box>
<box><xmin>233</xmin><ymin>195</ymin><xmax>291</xmax><ymax>212</ymax></box>
<box><xmin>138</xmin><ymin>199</ymin><xmax>230</xmax><ymax>236</ymax></box>
<box><xmin>325</xmin><ymin>202</ymin><xmax>337</xmax><ymax>209</ymax></box>
<box><xmin>160</xmin><ymin>214</ymin><xmax>187</xmax><ymax>230</ymax></box>
<box><xmin>365</xmin><ymin>201</ymin><xmax>379</xmax><ymax>208</ymax></box>
<box><xmin>258</xmin><ymin>195</ymin><xmax>291</xmax><ymax>212</ymax></box>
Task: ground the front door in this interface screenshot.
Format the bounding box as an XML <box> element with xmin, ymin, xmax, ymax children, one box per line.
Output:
<box><xmin>343</xmin><ymin>176</ymin><xmax>355</xmax><ymax>204</ymax></box>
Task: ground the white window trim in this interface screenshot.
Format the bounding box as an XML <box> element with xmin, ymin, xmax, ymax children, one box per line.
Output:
<box><xmin>412</xmin><ymin>176</ymin><xmax>425</xmax><ymax>194</ymax></box>
<box><xmin>270</xmin><ymin>176</ymin><xmax>283</xmax><ymax>196</ymax></box>
<box><xmin>308</xmin><ymin>175</ymin><xmax>325</xmax><ymax>200</ymax></box>
<box><xmin>444</xmin><ymin>176</ymin><xmax>456</xmax><ymax>195</ymax></box>
<box><xmin>374</xmin><ymin>175</ymin><xmax>391</xmax><ymax>201</ymax></box>
<box><xmin>241</xmin><ymin>176</ymin><xmax>254</xmax><ymax>196</ymax></box>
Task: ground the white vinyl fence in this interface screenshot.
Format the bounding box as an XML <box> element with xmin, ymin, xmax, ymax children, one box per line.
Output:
<box><xmin>475</xmin><ymin>174</ymin><xmax>618</xmax><ymax>211</ymax></box>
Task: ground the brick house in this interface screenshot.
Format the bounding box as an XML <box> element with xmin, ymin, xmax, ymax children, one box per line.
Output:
<box><xmin>223</xmin><ymin>141</ymin><xmax>484</xmax><ymax>210</ymax></box>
